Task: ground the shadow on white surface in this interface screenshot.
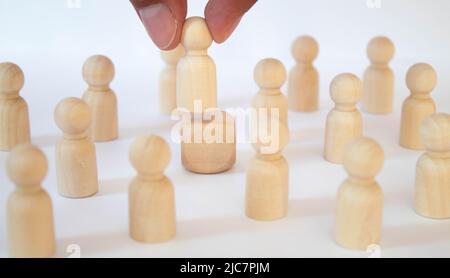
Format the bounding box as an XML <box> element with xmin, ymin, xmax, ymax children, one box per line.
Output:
<box><xmin>177</xmin><ymin>216</ymin><xmax>258</xmax><ymax>241</ymax></box>
<box><xmin>289</xmin><ymin>196</ymin><xmax>335</xmax><ymax>219</ymax></box>
<box><xmin>119</xmin><ymin>119</ymin><xmax>175</xmax><ymax>141</ymax></box>
<box><xmin>382</xmin><ymin>221</ymin><xmax>450</xmax><ymax>249</ymax></box>
<box><xmin>97</xmin><ymin>177</ymin><xmax>131</xmax><ymax>197</ymax></box>
<box><xmin>56</xmin><ymin>230</ymin><xmax>131</xmax><ymax>258</ymax></box>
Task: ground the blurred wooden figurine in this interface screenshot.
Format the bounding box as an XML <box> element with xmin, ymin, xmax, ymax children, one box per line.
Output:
<box><xmin>160</xmin><ymin>44</ymin><xmax>185</xmax><ymax>115</ymax></box>
<box><xmin>362</xmin><ymin>36</ymin><xmax>395</xmax><ymax>114</ymax></box>
<box><xmin>55</xmin><ymin>97</ymin><xmax>98</xmax><ymax>198</ymax></box>
<box><xmin>324</xmin><ymin>73</ymin><xmax>363</xmax><ymax>164</ymax></box>
<box><xmin>253</xmin><ymin>58</ymin><xmax>289</xmax><ymax>126</ymax></box>
<box><xmin>82</xmin><ymin>55</ymin><xmax>118</xmax><ymax>142</ymax></box>
<box><xmin>129</xmin><ymin>135</ymin><xmax>176</xmax><ymax>243</ymax></box>
<box><xmin>288</xmin><ymin>36</ymin><xmax>319</xmax><ymax>112</ymax></box>
<box><xmin>400</xmin><ymin>63</ymin><xmax>437</xmax><ymax>150</ymax></box>
<box><xmin>335</xmin><ymin>137</ymin><xmax>384</xmax><ymax>250</ymax></box>
<box><xmin>415</xmin><ymin>113</ymin><xmax>450</xmax><ymax>219</ymax></box>
<box><xmin>246</xmin><ymin>118</ymin><xmax>290</xmax><ymax>221</ymax></box>
<box><xmin>6</xmin><ymin>145</ymin><xmax>55</xmax><ymax>258</ymax></box>
<box><xmin>0</xmin><ymin>62</ymin><xmax>30</xmax><ymax>151</ymax></box>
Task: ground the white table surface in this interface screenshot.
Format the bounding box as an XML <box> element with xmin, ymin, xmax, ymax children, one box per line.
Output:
<box><xmin>1</xmin><ymin>0</ymin><xmax>450</xmax><ymax>258</ymax></box>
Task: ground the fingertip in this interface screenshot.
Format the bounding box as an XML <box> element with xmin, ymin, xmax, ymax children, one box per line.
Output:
<box><xmin>131</xmin><ymin>0</ymin><xmax>187</xmax><ymax>50</ymax></box>
<box><xmin>205</xmin><ymin>0</ymin><xmax>256</xmax><ymax>43</ymax></box>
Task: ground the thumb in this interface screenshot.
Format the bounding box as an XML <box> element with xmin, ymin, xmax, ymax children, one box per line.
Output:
<box><xmin>130</xmin><ymin>0</ymin><xmax>187</xmax><ymax>50</ymax></box>
<box><xmin>205</xmin><ymin>0</ymin><xmax>257</xmax><ymax>43</ymax></box>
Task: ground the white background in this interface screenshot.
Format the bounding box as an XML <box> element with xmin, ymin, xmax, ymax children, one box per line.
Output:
<box><xmin>0</xmin><ymin>0</ymin><xmax>450</xmax><ymax>258</ymax></box>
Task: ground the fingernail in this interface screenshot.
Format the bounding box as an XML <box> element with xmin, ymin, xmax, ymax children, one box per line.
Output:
<box><xmin>139</xmin><ymin>3</ymin><xmax>177</xmax><ymax>49</ymax></box>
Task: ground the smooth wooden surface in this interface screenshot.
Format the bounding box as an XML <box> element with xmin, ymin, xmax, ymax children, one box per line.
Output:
<box><xmin>181</xmin><ymin>111</ymin><xmax>236</xmax><ymax>174</ymax></box>
<box><xmin>415</xmin><ymin>113</ymin><xmax>450</xmax><ymax>219</ymax></box>
<box><xmin>0</xmin><ymin>62</ymin><xmax>30</xmax><ymax>151</ymax></box>
<box><xmin>129</xmin><ymin>135</ymin><xmax>176</xmax><ymax>243</ymax></box>
<box><xmin>246</xmin><ymin>120</ymin><xmax>290</xmax><ymax>221</ymax></box>
<box><xmin>362</xmin><ymin>36</ymin><xmax>395</xmax><ymax>114</ymax></box>
<box><xmin>177</xmin><ymin>17</ymin><xmax>217</xmax><ymax>112</ymax></box>
<box><xmin>82</xmin><ymin>55</ymin><xmax>118</xmax><ymax>142</ymax></box>
<box><xmin>54</xmin><ymin>97</ymin><xmax>98</xmax><ymax>198</ymax></box>
<box><xmin>335</xmin><ymin>137</ymin><xmax>384</xmax><ymax>250</ymax></box>
<box><xmin>6</xmin><ymin>144</ymin><xmax>55</xmax><ymax>258</ymax></box>
<box><xmin>324</xmin><ymin>73</ymin><xmax>363</xmax><ymax>164</ymax></box>
<box><xmin>160</xmin><ymin>44</ymin><xmax>185</xmax><ymax>115</ymax></box>
<box><xmin>288</xmin><ymin>36</ymin><xmax>319</xmax><ymax>112</ymax></box>
<box><xmin>400</xmin><ymin>63</ymin><xmax>437</xmax><ymax>150</ymax></box>
<box><xmin>253</xmin><ymin>58</ymin><xmax>289</xmax><ymax>126</ymax></box>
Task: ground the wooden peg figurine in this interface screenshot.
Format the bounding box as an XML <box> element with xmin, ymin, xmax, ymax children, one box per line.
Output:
<box><xmin>324</xmin><ymin>73</ymin><xmax>363</xmax><ymax>164</ymax></box>
<box><xmin>82</xmin><ymin>55</ymin><xmax>118</xmax><ymax>142</ymax></box>
<box><xmin>181</xmin><ymin>111</ymin><xmax>236</xmax><ymax>174</ymax></box>
<box><xmin>400</xmin><ymin>63</ymin><xmax>437</xmax><ymax>150</ymax></box>
<box><xmin>288</xmin><ymin>36</ymin><xmax>319</xmax><ymax>112</ymax></box>
<box><xmin>54</xmin><ymin>97</ymin><xmax>98</xmax><ymax>198</ymax></box>
<box><xmin>160</xmin><ymin>44</ymin><xmax>185</xmax><ymax>115</ymax></box>
<box><xmin>253</xmin><ymin>58</ymin><xmax>289</xmax><ymax>126</ymax></box>
<box><xmin>0</xmin><ymin>62</ymin><xmax>30</xmax><ymax>151</ymax></box>
<box><xmin>177</xmin><ymin>16</ymin><xmax>236</xmax><ymax>174</ymax></box>
<box><xmin>335</xmin><ymin>137</ymin><xmax>384</xmax><ymax>250</ymax></box>
<box><xmin>6</xmin><ymin>144</ymin><xmax>55</xmax><ymax>258</ymax></box>
<box><xmin>362</xmin><ymin>36</ymin><xmax>395</xmax><ymax>114</ymax></box>
<box><xmin>415</xmin><ymin>113</ymin><xmax>450</xmax><ymax>219</ymax></box>
<box><xmin>129</xmin><ymin>135</ymin><xmax>176</xmax><ymax>243</ymax></box>
<box><xmin>177</xmin><ymin>16</ymin><xmax>217</xmax><ymax>112</ymax></box>
<box><xmin>246</xmin><ymin>118</ymin><xmax>290</xmax><ymax>221</ymax></box>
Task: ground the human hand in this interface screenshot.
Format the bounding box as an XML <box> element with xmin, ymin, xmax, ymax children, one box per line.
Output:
<box><xmin>130</xmin><ymin>0</ymin><xmax>257</xmax><ymax>50</ymax></box>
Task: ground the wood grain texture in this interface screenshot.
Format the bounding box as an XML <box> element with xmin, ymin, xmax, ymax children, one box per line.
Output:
<box><xmin>82</xmin><ymin>55</ymin><xmax>118</xmax><ymax>142</ymax></box>
<box><xmin>253</xmin><ymin>58</ymin><xmax>289</xmax><ymax>126</ymax></box>
<box><xmin>324</xmin><ymin>73</ymin><xmax>363</xmax><ymax>164</ymax></box>
<box><xmin>246</xmin><ymin>120</ymin><xmax>290</xmax><ymax>221</ymax></box>
<box><xmin>129</xmin><ymin>135</ymin><xmax>176</xmax><ymax>243</ymax></box>
<box><xmin>335</xmin><ymin>137</ymin><xmax>384</xmax><ymax>250</ymax></box>
<box><xmin>176</xmin><ymin>17</ymin><xmax>217</xmax><ymax>112</ymax></box>
<box><xmin>55</xmin><ymin>97</ymin><xmax>98</xmax><ymax>198</ymax></box>
<box><xmin>181</xmin><ymin>111</ymin><xmax>236</xmax><ymax>174</ymax></box>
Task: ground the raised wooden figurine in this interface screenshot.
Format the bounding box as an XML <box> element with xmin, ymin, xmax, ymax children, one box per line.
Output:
<box><xmin>82</xmin><ymin>55</ymin><xmax>118</xmax><ymax>142</ymax></box>
<box><xmin>362</xmin><ymin>36</ymin><xmax>395</xmax><ymax>114</ymax></box>
<box><xmin>177</xmin><ymin>16</ymin><xmax>217</xmax><ymax>112</ymax></box>
<box><xmin>6</xmin><ymin>144</ymin><xmax>55</xmax><ymax>258</ymax></box>
<box><xmin>335</xmin><ymin>137</ymin><xmax>384</xmax><ymax>250</ymax></box>
<box><xmin>177</xmin><ymin>17</ymin><xmax>236</xmax><ymax>174</ymax></box>
<box><xmin>400</xmin><ymin>63</ymin><xmax>437</xmax><ymax>150</ymax></box>
<box><xmin>288</xmin><ymin>36</ymin><xmax>319</xmax><ymax>112</ymax></box>
<box><xmin>415</xmin><ymin>113</ymin><xmax>450</xmax><ymax>219</ymax></box>
<box><xmin>324</xmin><ymin>73</ymin><xmax>363</xmax><ymax>164</ymax></box>
<box><xmin>160</xmin><ymin>44</ymin><xmax>185</xmax><ymax>115</ymax></box>
<box><xmin>129</xmin><ymin>135</ymin><xmax>176</xmax><ymax>243</ymax></box>
<box><xmin>0</xmin><ymin>62</ymin><xmax>30</xmax><ymax>151</ymax></box>
<box><xmin>55</xmin><ymin>97</ymin><xmax>98</xmax><ymax>198</ymax></box>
